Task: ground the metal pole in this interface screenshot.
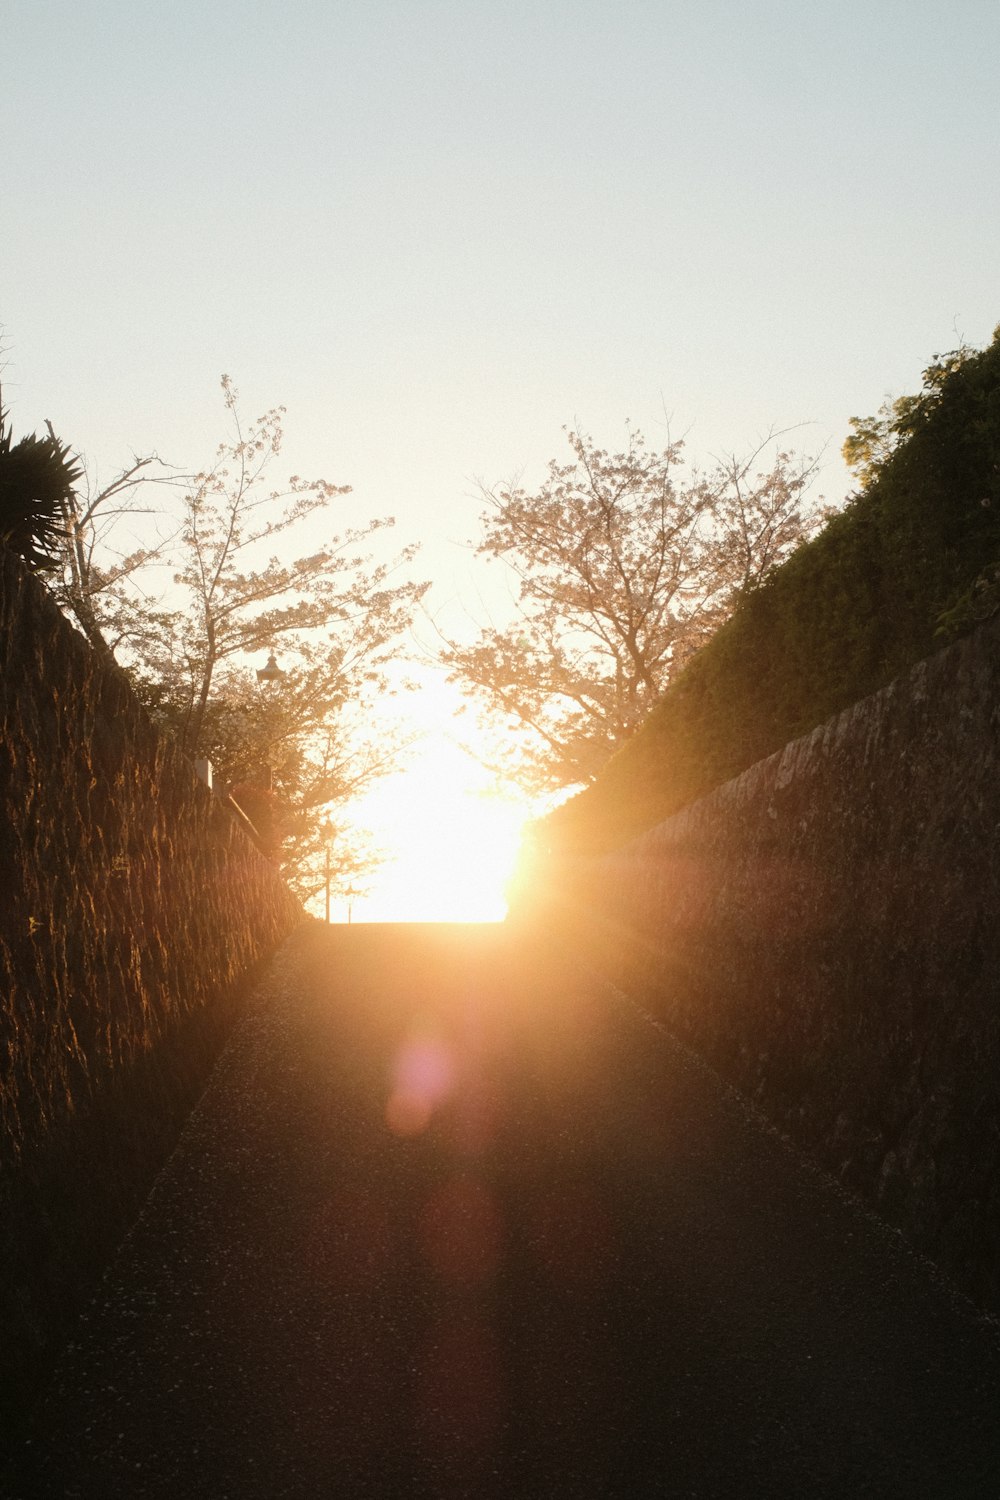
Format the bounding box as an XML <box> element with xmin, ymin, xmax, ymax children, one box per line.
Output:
<box><xmin>324</xmin><ymin>842</ymin><xmax>330</xmax><ymax>925</ymax></box>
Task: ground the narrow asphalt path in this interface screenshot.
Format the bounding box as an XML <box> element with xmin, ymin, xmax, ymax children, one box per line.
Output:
<box><xmin>5</xmin><ymin>921</ymin><xmax>1000</xmax><ymax>1498</ymax></box>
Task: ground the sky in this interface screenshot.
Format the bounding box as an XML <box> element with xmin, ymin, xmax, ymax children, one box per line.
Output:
<box><xmin>3</xmin><ymin>0</ymin><xmax>999</xmax><ymax>918</ymax></box>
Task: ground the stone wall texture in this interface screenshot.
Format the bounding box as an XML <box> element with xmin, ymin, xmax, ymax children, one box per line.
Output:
<box><xmin>0</xmin><ymin>548</ymin><xmax>301</xmax><ymax>1447</ymax></box>
<box><xmin>551</xmin><ymin>612</ymin><xmax>1000</xmax><ymax>1313</ymax></box>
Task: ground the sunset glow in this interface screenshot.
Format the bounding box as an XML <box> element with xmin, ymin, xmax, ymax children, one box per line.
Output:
<box><xmin>337</xmin><ymin>672</ymin><xmax>536</xmax><ymax>923</ymax></box>
<box><xmin>353</xmin><ymin>765</ymin><xmax>529</xmax><ymax>922</ymax></box>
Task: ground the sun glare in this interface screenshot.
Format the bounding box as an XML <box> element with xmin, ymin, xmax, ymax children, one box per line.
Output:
<box><xmin>333</xmin><ymin>673</ymin><xmax>535</xmax><ymax>924</ymax></box>
<box><xmin>351</xmin><ymin>757</ymin><xmax>529</xmax><ymax>922</ymax></box>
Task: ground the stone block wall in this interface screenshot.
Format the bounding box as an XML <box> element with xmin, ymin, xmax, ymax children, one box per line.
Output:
<box><xmin>550</xmin><ymin>613</ymin><xmax>1000</xmax><ymax>1312</ymax></box>
<box><xmin>0</xmin><ymin>548</ymin><xmax>301</xmax><ymax>1449</ymax></box>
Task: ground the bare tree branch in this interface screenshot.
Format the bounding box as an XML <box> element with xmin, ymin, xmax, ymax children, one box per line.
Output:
<box><xmin>440</xmin><ymin>424</ymin><xmax>829</xmax><ymax>795</ymax></box>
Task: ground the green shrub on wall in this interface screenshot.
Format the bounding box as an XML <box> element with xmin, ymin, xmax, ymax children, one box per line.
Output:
<box><xmin>544</xmin><ymin>328</ymin><xmax>1000</xmax><ymax>853</ymax></box>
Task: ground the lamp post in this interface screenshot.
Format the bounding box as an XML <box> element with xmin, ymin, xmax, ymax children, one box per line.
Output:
<box><xmin>255</xmin><ymin>653</ymin><xmax>286</xmax><ymax>790</ymax></box>
<box><xmin>256</xmin><ymin>653</ymin><xmax>285</xmax><ymax>685</ymax></box>
<box><xmin>321</xmin><ymin>819</ymin><xmax>333</xmax><ymax>924</ymax></box>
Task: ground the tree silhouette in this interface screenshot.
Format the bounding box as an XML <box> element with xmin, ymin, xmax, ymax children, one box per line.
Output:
<box><xmin>0</xmin><ymin>391</ymin><xmax>81</xmax><ymax>572</ymax></box>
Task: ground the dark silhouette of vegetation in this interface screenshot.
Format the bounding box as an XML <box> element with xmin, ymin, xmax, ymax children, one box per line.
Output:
<box><xmin>540</xmin><ymin>326</ymin><xmax>1000</xmax><ymax>854</ymax></box>
<box><xmin>0</xmin><ymin>393</ymin><xmax>81</xmax><ymax>571</ymax></box>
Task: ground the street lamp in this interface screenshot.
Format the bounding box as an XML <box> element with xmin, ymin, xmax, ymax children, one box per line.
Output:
<box><xmin>256</xmin><ymin>652</ymin><xmax>286</xmax><ymax>685</ymax></box>
<box><xmin>255</xmin><ymin>653</ymin><xmax>286</xmax><ymax>790</ymax></box>
<box><xmin>321</xmin><ymin>819</ymin><xmax>334</xmax><ymax>924</ymax></box>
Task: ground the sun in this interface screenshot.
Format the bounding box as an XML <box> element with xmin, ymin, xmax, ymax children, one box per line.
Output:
<box><xmin>355</xmin><ymin>768</ymin><xmax>528</xmax><ymax>923</ymax></box>
<box><xmin>335</xmin><ymin>674</ymin><xmax>536</xmax><ymax>924</ymax></box>
<box><xmin>346</xmin><ymin>747</ymin><xmax>531</xmax><ymax>923</ymax></box>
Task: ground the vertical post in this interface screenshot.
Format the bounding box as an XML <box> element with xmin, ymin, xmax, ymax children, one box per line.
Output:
<box><xmin>321</xmin><ymin>818</ymin><xmax>333</xmax><ymax>925</ymax></box>
<box><xmin>255</xmin><ymin>653</ymin><xmax>284</xmax><ymax>797</ymax></box>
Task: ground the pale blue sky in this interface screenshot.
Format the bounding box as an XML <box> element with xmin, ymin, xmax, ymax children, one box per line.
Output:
<box><xmin>3</xmin><ymin>0</ymin><xmax>999</xmax><ymax>913</ymax></box>
<box><xmin>5</xmin><ymin>0</ymin><xmax>998</xmax><ymax>510</ymax></box>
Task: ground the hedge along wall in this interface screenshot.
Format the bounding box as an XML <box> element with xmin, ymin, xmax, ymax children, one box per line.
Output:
<box><xmin>539</xmin><ymin>613</ymin><xmax>1000</xmax><ymax>1315</ymax></box>
<box><xmin>0</xmin><ymin>548</ymin><xmax>301</xmax><ymax>1450</ymax></box>
<box><xmin>544</xmin><ymin>330</ymin><xmax>1000</xmax><ymax>859</ymax></box>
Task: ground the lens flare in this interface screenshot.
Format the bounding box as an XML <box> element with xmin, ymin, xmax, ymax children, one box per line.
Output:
<box><xmin>415</xmin><ymin>1315</ymin><xmax>505</xmax><ymax>1457</ymax></box>
<box><xmin>419</xmin><ymin>1173</ymin><xmax>503</xmax><ymax>1288</ymax></box>
<box><xmin>385</xmin><ymin>1036</ymin><xmax>455</xmax><ymax>1137</ymax></box>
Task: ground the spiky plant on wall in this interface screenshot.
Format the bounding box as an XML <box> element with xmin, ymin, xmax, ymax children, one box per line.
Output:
<box><xmin>0</xmin><ymin>393</ymin><xmax>81</xmax><ymax>572</ymax></box>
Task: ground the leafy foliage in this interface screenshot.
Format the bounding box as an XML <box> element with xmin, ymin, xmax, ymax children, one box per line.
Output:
<box><xmin>543</xmin><ymin>327</ymin><xmax>1000</xmax><ymax>853</ymax></box>
<box><xmin>0</xmin><ymin>398</ymin><xmax>81</xmax><ymax>571</ymax></box>
<box><xmin>442</xmin><ymin>426</ymin><xmax>824</xmax><ymax>794</ymax></box>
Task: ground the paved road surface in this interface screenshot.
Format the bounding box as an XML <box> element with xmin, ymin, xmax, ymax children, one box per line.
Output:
<box><xmin>5</xmin><ymin>922</ymin><xmax>1000</xmax><ymax>1498</ymax></box>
